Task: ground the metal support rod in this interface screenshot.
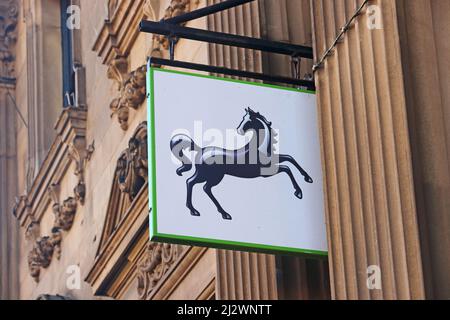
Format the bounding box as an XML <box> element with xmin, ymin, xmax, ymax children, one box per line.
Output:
<box><xmin>140</xmin><ymin>20</ymin><xmax>313</xmax><ymax>58</ymax></box>
<box><xmin>169</xmin><ymin>37</ymin><xmax>176</xmax><ymax>60</ymax></box>
<box><xmin>291</xmin><ymin>57</ymin><xmax>301</xmax><ymax>80</ymax></box>
<box><xmin>148</xmin><ymin>57</ymin><xmax>315</xmax><ymax>90</ymax></box>
<box><xmin>164</xmin><ymin>0</ymin><xmax>255</xmax><ymax>25</ymax></box>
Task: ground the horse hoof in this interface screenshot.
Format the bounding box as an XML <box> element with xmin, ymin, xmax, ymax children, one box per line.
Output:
<box><xmin>190</xmin><ymin>210</ymin><xmax>201</xmax><ymax>217</ymax></box>
<box><xmin>295</xmin><ymin>191</ymin><xmax>303</xmax><ymax>199</ymax></box>
<box><xmin>305</xmin><ymin>176</ymin><xmax>313</xmax><ymax>184</ymax></box>
<box><xmin>221</xmin><ymin>213</ymin><xmax>232</xmax><ymax>220</ymax></box>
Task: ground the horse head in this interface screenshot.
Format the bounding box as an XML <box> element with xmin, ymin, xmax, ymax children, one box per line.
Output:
<box><xmin>237</xmin><ymin>108</ymin><xmax>272</xmax><ymax>135</ymax></box>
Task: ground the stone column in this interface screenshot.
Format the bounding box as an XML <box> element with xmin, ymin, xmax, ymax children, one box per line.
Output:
<box><xmin>310</xmin><ymin>0</ymin><xmax>426</xmax><ymax>299</ymax></box>
<box><xmin>396</xmin><ymin>0</ymin><xmax>450</xmax><ymax>300</ymax></box>
<box><xmin>0</xmin><ymin>0</ymin><xmax>20</xmax><ymax>299</ymax></box>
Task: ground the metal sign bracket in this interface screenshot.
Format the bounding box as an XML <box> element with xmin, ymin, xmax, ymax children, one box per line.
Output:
<box><xmin>140</xmin><ymin>0</ymin><xmax>315</xmax><ymax>90</ymax></box>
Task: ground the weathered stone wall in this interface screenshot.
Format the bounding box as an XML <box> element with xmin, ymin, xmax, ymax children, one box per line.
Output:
<box><xmin>8</xmin><ymin>0</ymin><xmax>449</xmax><ymax>301</ymax></box>
<box><xmin>13</xmin><ymin>0</ymin><xmax>214</xmax><ymax>300</ymax></box>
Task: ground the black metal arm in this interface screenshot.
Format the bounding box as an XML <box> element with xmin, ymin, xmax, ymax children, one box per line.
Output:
<box><xmin>140</xmin><ymin>0</ymin><xmax>315</xmax><ymax>89</ymax></box>
<box><xmin>140</xmin><ymin>20</ymin><xmax>313</xmax><ymax>59</ymax></box>
<box><xmin>148</xmin><ymin>57</ymin><xmax>315</xmax><ymax>90</ymax></box>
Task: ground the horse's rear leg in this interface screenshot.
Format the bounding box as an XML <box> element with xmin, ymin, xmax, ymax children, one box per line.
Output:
<box><xmin>279</xmin><ymin>154</ymin><xmax>313</xmax><ymax>183</ymax></box>
<box><xmin>203</xmin><ymin>181</ymin><xmax>232</xmax><ymax>220</ymax></box>
<box><xmin>186</xmin><ymin>174</ymin><xmax>201</xmax><ymax>216</ymax></box>
<box><xmin>277</xmin><ymin>165</ymin><xmax>304</xmax><ymax>199</ymax></box>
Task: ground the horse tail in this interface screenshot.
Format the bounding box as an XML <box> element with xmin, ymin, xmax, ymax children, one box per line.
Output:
<box><xmin>170</xmin><ymin>134</ymin><xmax>201</xmax><ymax>176</ymax></box>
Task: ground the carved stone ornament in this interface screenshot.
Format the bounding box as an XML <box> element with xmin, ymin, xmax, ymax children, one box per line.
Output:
<box><xmin>136</xmin><ymin>243</ymin><xmax>184</xmax><ymax>300</ymax></box>
<box><xmin>51</xmin><ymin>227</ymin><xmax>63</xmax><ymax>260</ymax></box>
<box><xmin>48</xmin><ymin>182</ymin><xmax>60</xmax><ymax>204</ymax></box>
<box><xmin>47</xmin><ymin>178</ymin><xmax>78</xmax><ymax>231</ymax></box>
<box><xmin>26</xmin><ymin>185</ymin><xmax>79</xmax><ymax>281</ymax></box>
<box><xmin>103</xmin><ymin>1</ymin><xmax>199</xmax><ymax>130</ymax></box>
<box><xmin>115</xmin><ymin>123</ymin><xmax>148</xmax><ymax>200</ymax></box>
<box><xmin>0</xmin><ymin>0</ymin><xmax>18</xmax><ymax>80</ymax></box>
<box><xmin>152</xmin><ymin>0</ymin><xmax>197</xmax><ymax>50</ymax></box>
<box><xmin>74</xmin><ymin>181</ymin><xmax>86</xmax><ymax>205</ymax></box>
<box><xmin>110</xmin><ymin>65</ymin><xmax>146</xmax><ymax>130</ymax></box>
<box><xmin>67</xmin><ymin>138</ymin><xmax>95</xmax><ymax>205</ymax></box>
<box><xmin>13</xmin><ymin>108</ymin><xmax>90</xmax><ymax>282</ymax></box>
<box><xmin>26</xmin><ymin>182</ymin><xmax>79</xmax><ymax>281</ymax></box>
<box><xmin>92</xmin><ymin>123</ymin><xmax>149</xmax><ymax>260</ymax></box>
<box><xmin>28</xmin><ymin>237</ymin><xmax>54</xmax><ymax>282</ymax></box>
<box><xmin>54</xmin><ymin>197</ymin><xmax>78</xmax><ymax>231</ymax></box>
<box><xmin>107</xmin><ymin>56</ymin><xmax>129</xmax><ymax>90</ymax></box>
<box><xmin>25</xmin><ymin>220</ymin><xmax>40</xmax><ymax>241</ymax></box>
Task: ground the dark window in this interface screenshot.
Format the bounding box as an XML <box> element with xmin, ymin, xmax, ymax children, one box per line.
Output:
<box><xmin>60</xmin><ymin>0</ymin><xmax>75</xmax><ymax>107</ymax></box>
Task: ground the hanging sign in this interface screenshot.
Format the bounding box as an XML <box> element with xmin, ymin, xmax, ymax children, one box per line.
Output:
<box><xmin>147</xmin><ymin>66</ymin><xmax>327</xmax><ymax>256</ymax></box>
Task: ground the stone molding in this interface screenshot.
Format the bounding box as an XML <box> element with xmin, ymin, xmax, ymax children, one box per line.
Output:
<box><xmin>85</xmin><ymin>183</ymin><xmax>150</xmax><ymax>296</ymax></box>
<box><xmin>86</xmin><ymin>122</ymin><xmax>149</xmax><ymax>293</ymax></box>
<box><xmin>115</xmin><ymin>122</ymin><xmax>148</xmax><ymax>199</ymax></box>
<box><xmin>109</xmin><ymin>65</ymin><xmax>147</xmax><ymax>130</ymax></box>
<box><xmin>86</xmin><ymin>121</ymin><xmax>199</xmax><ymax>299</ymax></box>
<box><xmin>94</xmin><ymin>122</ymin><xmax>148</xmax><ymax>258</ymax></box>
<box><xmin>93</xmin><ymin>0</ymin><xmax>198</xmax><ymax>66</ymax></box>
<box><xmin>13</xmin><ymin>108</ymin><xmax>94</xmax><ymax>281</ymax></box>
<box><xmin>94</xmin><ymin>0</ymin><xmax>199</xmax><ymax>130</ymax></box>
<box><xmin>136</xmin><ymin>243</ymin><xmax>184</xmax><ymax>299</ymax></box>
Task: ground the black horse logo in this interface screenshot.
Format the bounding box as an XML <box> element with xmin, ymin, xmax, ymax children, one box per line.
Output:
<box><xmin>170</xmin><ymin>108</ymin><xmax>313</xmax><ymax>220</ymax></box>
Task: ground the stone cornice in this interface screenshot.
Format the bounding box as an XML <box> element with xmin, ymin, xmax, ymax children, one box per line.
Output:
<box><xmin>13</xmin><ymin>107</ymin><xmax>95</xmax><ymax>282</ymax></box>
<box><xmin>84</xmin><ymin>119</ymin><xmax>198</xmax><ymax>299</ymax></box>
<box><xmin>92</xmin><ymin>0</ymin><xmax>197</xmax><ymax>66</ymax></box>
<box><xmin>94</xmin><ymin>0</ymin><xmax>199</xmax><ymax>68</ymax></box>
<box><xmin>85</xmin><ymin>196</ymin><xmax>208</xmax><ymax>300</ymax></box>
<box><xmin>84</xmin><ymin>181</ymin><xmax>204</xmax><ymax>300</ymax></box>
<box><xmin>85</xmin><ymin>183</ymin><xmax>149</xmax><ymax>295</ymax></box>
<box><xmin>96</xmin><ymin>0</ymin><xmax>199</xmax><ymax>130</ymax></box>
<box><xmin>86</xmin><ymin>121</ymin><xmax>149</xmax><ymax>294</ymax></box>
<box><xmin>13</xmin><ymin>108</ymin><xmax>88</xmax><ymax>226</ymax></box>
<box><xmin>92</xmin><ymin>0</ymin><xmax>146</xmax><ymax>66</ymax></box>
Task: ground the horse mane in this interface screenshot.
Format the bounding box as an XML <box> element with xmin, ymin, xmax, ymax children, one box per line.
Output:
<box><xmin>248</xmin><ymin>108</ymin><xmax>272</xmax><ymax>128</ymax></box>
<box><xmin>247</xmin><ymin>108</ymin><xmax>278</xmax><ymax>155</ymax></box>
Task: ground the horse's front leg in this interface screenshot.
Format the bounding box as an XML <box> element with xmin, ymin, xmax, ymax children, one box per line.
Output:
<box><xmin>279</xmin><ymin>154</ymin><xmax>313</xmax><ymax>183</ymax></box>
<box><xmin>186</xmin><ymin>174</ymin><xmax>201</xmax><ymax>216</ymax></box>
<box><xmin>277</xmin><ymin>165</ymin><xmax>304</xmax><ymax>199</ymax></box>
<box><xmin>203</xmin><ymin>180</ymin><xmax>232</xmax><ymax>220</ymax></box>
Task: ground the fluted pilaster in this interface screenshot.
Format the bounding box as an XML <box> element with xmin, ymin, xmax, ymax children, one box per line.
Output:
<box><xmin>311</xmin><ymin>0</ymin><xmax>425</xmax><ymax>299</ymax></box>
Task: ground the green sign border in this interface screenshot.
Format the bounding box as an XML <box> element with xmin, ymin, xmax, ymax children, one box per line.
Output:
<box><xmin>147</xmin><ymin>66</ymin><xmax>328</xmax><ymax>257</ymax></box>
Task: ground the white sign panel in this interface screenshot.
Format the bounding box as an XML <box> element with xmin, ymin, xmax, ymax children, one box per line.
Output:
<box><xmin>148</xmin><ymin>67</ymin><xmax>328</xmax><ymax>256</ymax></box>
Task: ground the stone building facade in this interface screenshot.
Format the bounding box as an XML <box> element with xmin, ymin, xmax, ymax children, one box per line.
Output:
<box><xmin>0</xmin><ymin>0</ymin><xmax>448</xmax><ymax>300</ymax></box>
